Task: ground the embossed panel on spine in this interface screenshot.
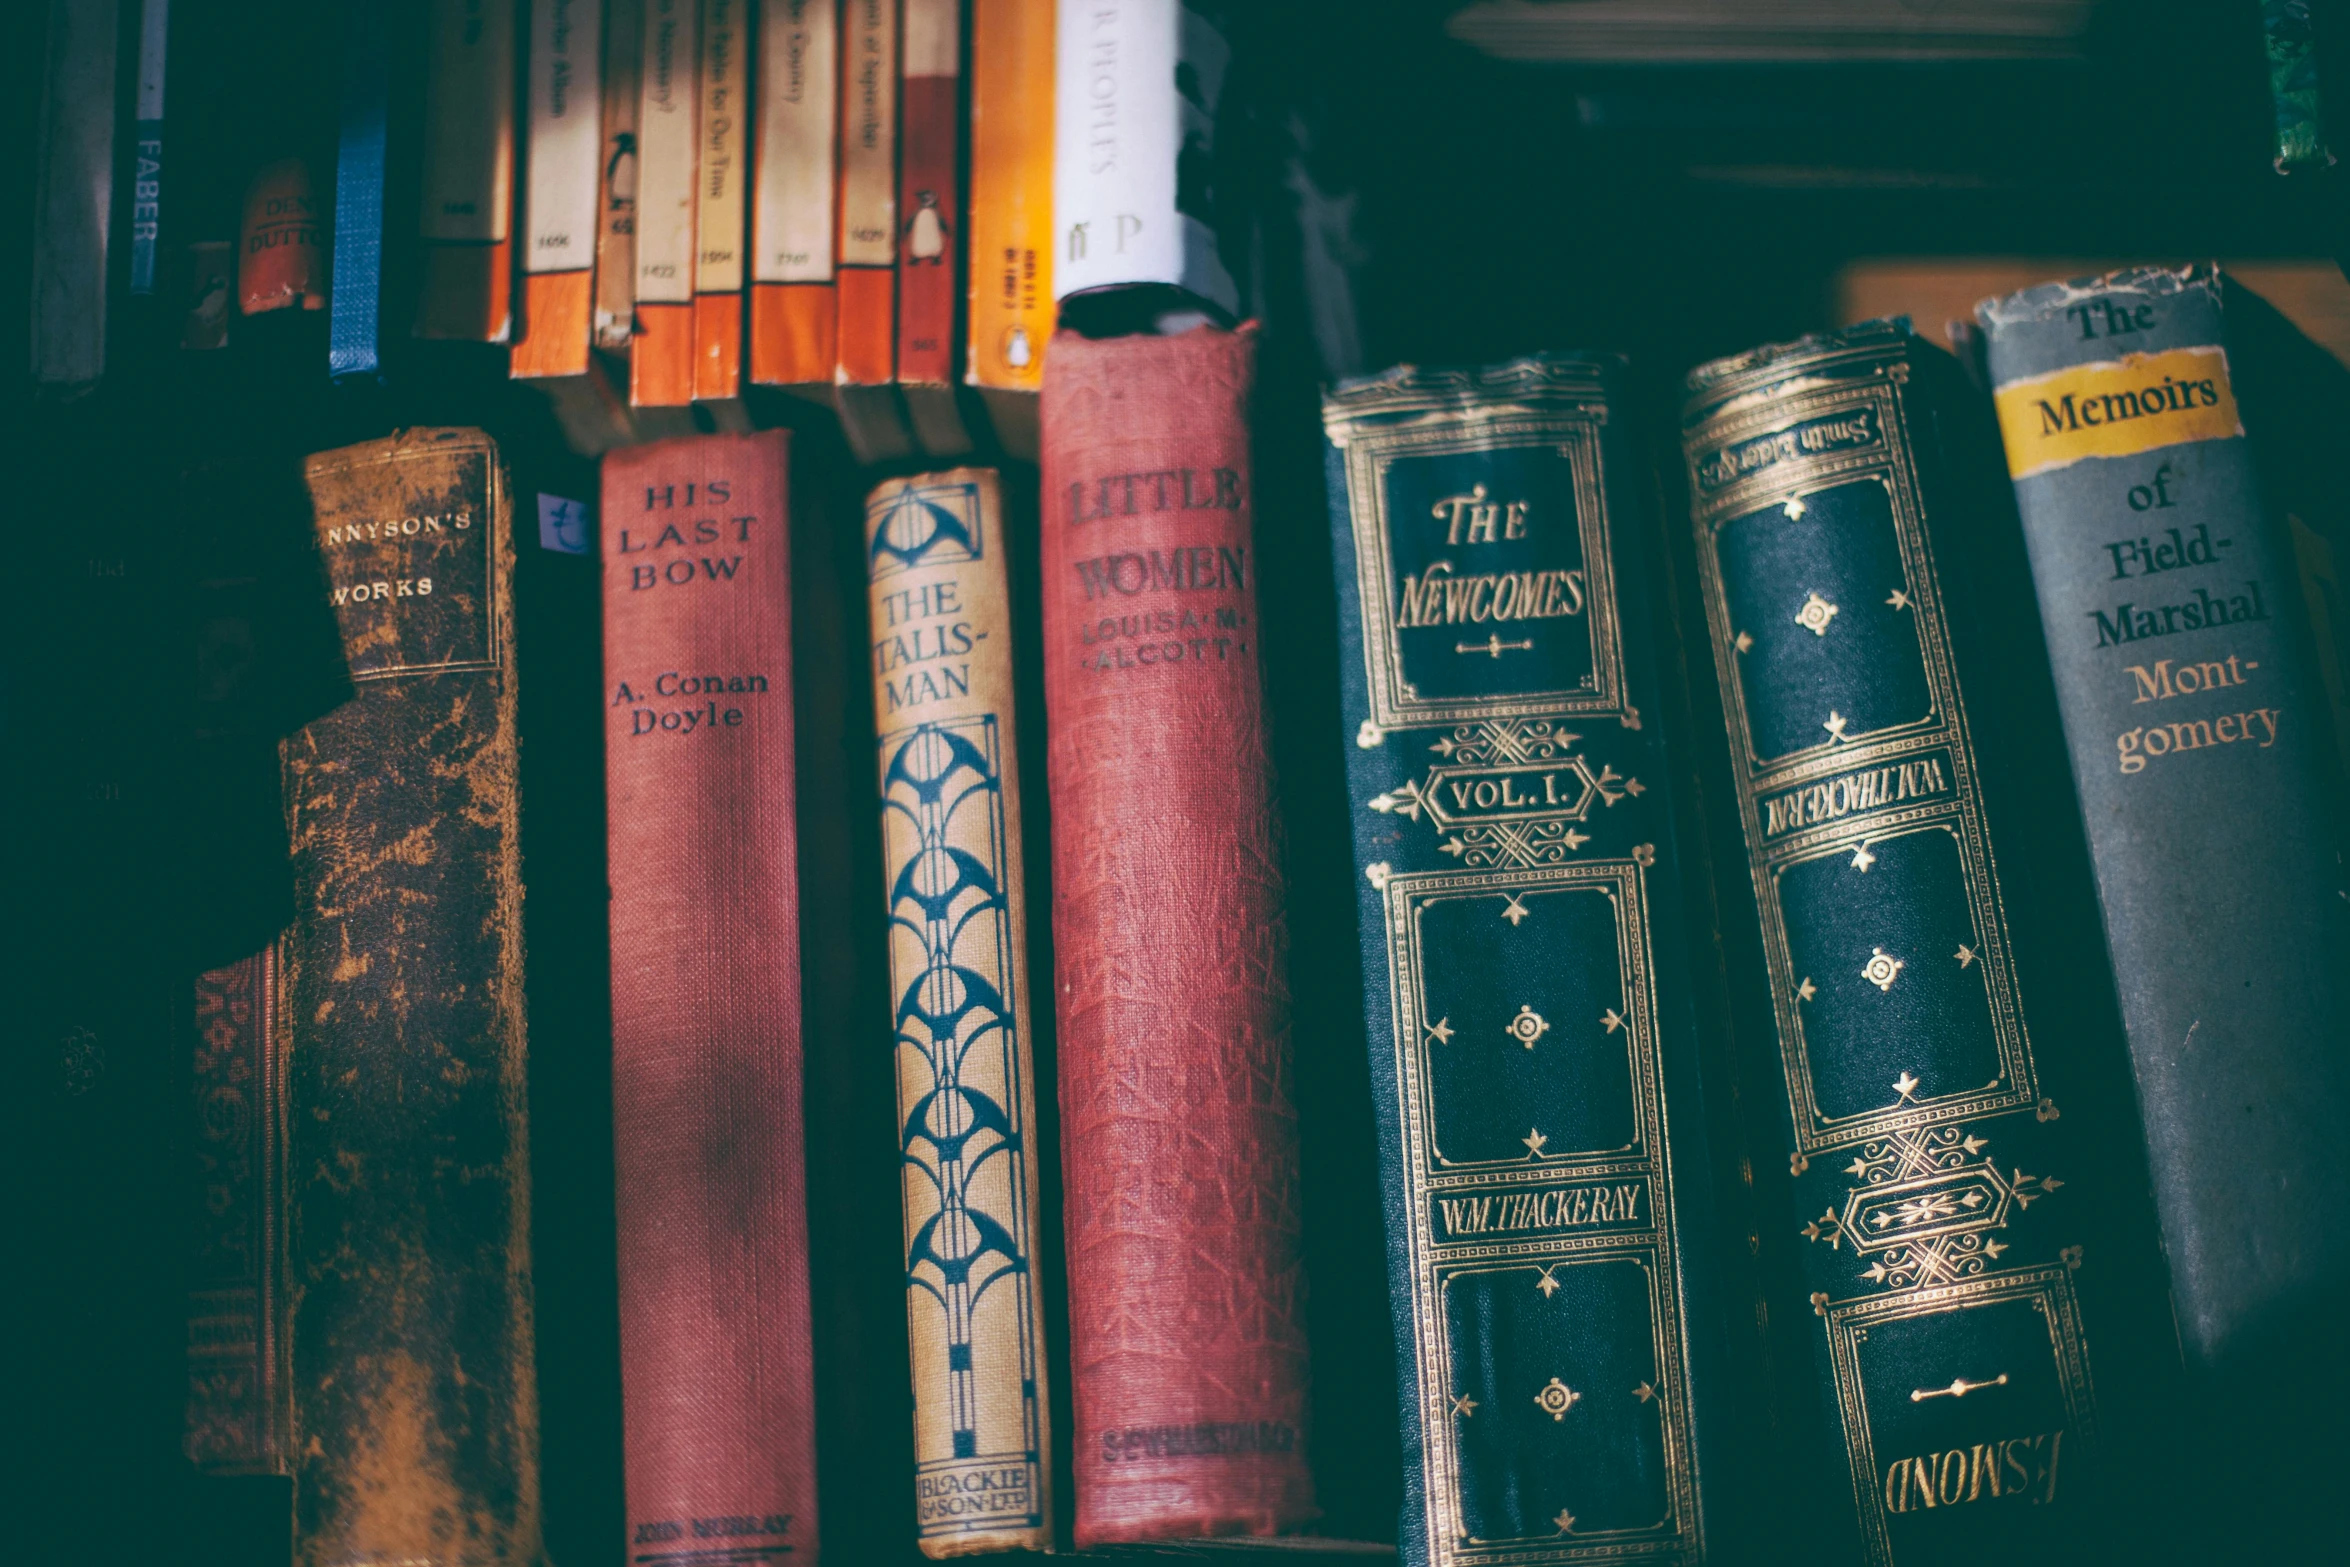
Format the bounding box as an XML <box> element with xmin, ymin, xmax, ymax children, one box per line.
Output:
<box><xmin>865</xmin><ymin>469</ymin><xmax>1054</xmax><ymax>1556</ymax></box>
<box><xmin>1680</xmin><ymin>328</ymin><xmax>2120</xmax><ymax>1567</ymax></box>
<box><xmin>1039</xmin><ymin>324</ymin><xmax>1317</xmax><ymax>1545</ymax></box>
<box><xmin>603</xmin><ymin>432</ymin><xmax>819</xmax><ymax>1565</ymax></box>
<box><xmin>284</xmin><ymin>430</ymin><xmax>542</xmax><ymax>1566</ymax></box>
<box><xmin>1324</xmin><ymin>357</ymin><xmax>1724</xmax><ymax>1567</ymax></box>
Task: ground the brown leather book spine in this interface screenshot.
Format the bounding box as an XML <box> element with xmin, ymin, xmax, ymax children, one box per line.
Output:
<box><xmin>895</xmin><ymin>0</ymin><xmax>959</xmax><ymax>388</ymax></box>
<box><xmin>1037</xmin><ymin>324</ymin><xmax>1317</xmax><ymax>1545</ymax></box>
<box><xmin>283</xmin><ymin>430</ymin><xmax>542</xmax><ymax>1566</ymax></box>
<box><xmin>602</xmin><ymin>432</ymin><xmax>819</xmax><ymax>1566</ymax></box>
<box><xmin>186</xmin><ymin>947</ymin><xmax>286</xmax><ymax>1475</ymax></box>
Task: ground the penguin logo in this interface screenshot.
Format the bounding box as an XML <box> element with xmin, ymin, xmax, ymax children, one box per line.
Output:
<box><xmin>906</xmin><ymin>190</ymin><xmax>947</xmax><ymax>263</ymax></box>
<box><xmin>606</xmin><ymin>132</ymin><xmax>637</xmax><ymax>208</ymax></box>
<box><xmin>1003</xmin><ymin>324</ymin><xmax>1032</xmax><ymax>370</ymax></box>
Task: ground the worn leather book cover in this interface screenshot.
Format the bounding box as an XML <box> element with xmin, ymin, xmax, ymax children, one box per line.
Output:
<box><xmin>602</xmin><ymin>432</ymin><xmax>819</xmax><ymax>1566</ymax></box>
<box><xmin>1323</xmin><ymin>357</ymin><xmax>1735</xmax><ymax>1565</ymax></box>
<box><xmin>864</xmin><ymin>469</ymin><xmax>1055</xmax><ymax>1556</ymax></box>
<box><xmin>1038</xmin><ymin>323</ymin><xmax>1316</xmax><ymax>1545</ymax></box>
<box><xmin>1979</xmin><ymin>267</ymin><xmax>2350</xmax><ymax>1533</ymax></box>
<box><xmin>965</xmin><ymin>0</ymin><xmax>1052</xmax><ymax>391</ymax></box>
<box><xmin>835</xmin><ymin>0</ymin><xmax>898</xmax><ymax>385</ymax></box>
<box><xmin>413</xmin><ymin>0</ymin><xmax>515</xmax><ymax>341</ymax></box>
<box><xmin>284</xmin><ymin>430</ymin><xmax>543</xmax><ymax>1565</ymax></box>
<box><xmin>1678</xmin><ymin>325</ymin><xmax>2176</xmax><ymax>1566</ymax></box>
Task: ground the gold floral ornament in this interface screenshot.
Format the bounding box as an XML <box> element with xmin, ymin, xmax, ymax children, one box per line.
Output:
<box><xmin>1862</xmin><ymin>948</ymin><xmax>1904</xmax><ymax>991</ymax></box>
<box><xmin>1534</xmin><ymin>1377</ymin><xmax>1582</xmax><ymax>1420</ymax></box>
<box><xmin>1794</xmin><ymin>591</ymin><xmax>1840</xmax><ymax>636</ymax></box>
<box><xmin>1505</xmin><ymin>1005</ymin><xmax>1551</xmax><ymax>1048</ymax></box>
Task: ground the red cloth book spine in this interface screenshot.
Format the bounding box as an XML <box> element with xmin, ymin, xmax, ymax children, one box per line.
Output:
<box><xmin>1038</xmin><ymin>323</ymin><xmax>1318</xmax><ymax>1546</ymax></box>
<box><xmin>602</xmin><ymin>431</ymin><xmax>820</xmax><ymax>1565</ymax></box>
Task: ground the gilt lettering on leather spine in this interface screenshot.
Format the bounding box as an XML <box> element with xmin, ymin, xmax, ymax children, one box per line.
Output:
<box><xmin>603</xmin><ymin>432</ymin><xmax>818</xmax><ymax>1566</ymax></box>
<box><xmin>284</xmin><ymin>430</ymin><xmax>541</xmax><ymax>1565</ymax></box>
<box><xmin>1978</xmin><ymin>267</ymin><xmax>2350</xmax><ymax>1374</ymax></box>
<box><xmin>865</xmin><ymin>469</ymin><xmax>1054</xmax><ymax>1556</ymax></box>
<box><xmin>1039</xmin><ymin>324</ymin><xmax>1316</xmax><ymax>1545</ymax></box>
<box><xmin>1681</xmin><ymin>327</ymin><xmax>2117</xmax><ymax>1566</ymax></box>
<box><xmin>1324</xmin><ymin>357</ymin><xmax>1724</xmax><ymax>1565</ymax></box>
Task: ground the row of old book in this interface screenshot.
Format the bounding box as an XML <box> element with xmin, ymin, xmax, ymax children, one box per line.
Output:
<box><xmin>182</xmin><ymin>259</ymin><xmax>2350</xmax><ymax>1567</ymax></box>
<box><xmin>34</xmin><ymin>0</ymin><xmax>1249</xmax><ymax>458</ymax></box>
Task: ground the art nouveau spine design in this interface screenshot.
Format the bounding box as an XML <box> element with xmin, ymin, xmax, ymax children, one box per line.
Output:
<box><xmin>866</xmin><ymin>469</ymin><xmax>1053</xmax><ymax>1556</ymax></box>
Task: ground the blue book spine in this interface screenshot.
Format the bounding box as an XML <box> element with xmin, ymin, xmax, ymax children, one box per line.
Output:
<box><xmin>1324</xmin><ymin>357</ymin><xmax>1730</xmax><ymax>1567</ymax></box>
<box><xmin>1679</xmin><ymin>323</ymin><xmax>2150</xmax><ymax>1566</ymax></box>
<box><xmin>1978</xmin><ymin>267</ymin><xmax>2350</xmax><ymax>1371</ymax></box>
<box><xmin>327</xmin><ymin>0</ymin><xmax>389</xmax><ymax>384</ymax></box>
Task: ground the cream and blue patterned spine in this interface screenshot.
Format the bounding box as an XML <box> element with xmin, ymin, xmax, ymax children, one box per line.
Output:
<box><xmin>1323</xmin><ymin>356</ymin><xmax>1732</xmax><ymax>1567</ymax></box>
<box><xmin>1681</xmin><ymin>324</ymin><xmax>2122</xmax><ymax>1567</ymax></box>
<box><xmin>866</xmin><ymin>469</ymin><xmax>1054</xmax><ymax>1556</ymax></box>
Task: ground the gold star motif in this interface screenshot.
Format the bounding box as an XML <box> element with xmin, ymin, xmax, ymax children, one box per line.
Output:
<box><xmin>1886</xmin><ymin>587</ymin><xmax>1911</xmax><ymax>610</ymax></box>
<box><xmin>1554</xmin><ymin>1509</ymin><xmax>1577</xmax><ymax>1534</ymax></box>
<box><xmin>1734</xmin><ymin>629</ymin><xmax>1754</xmax><ymax>654</ymax></box>
<box><xmin>1535</xmin><ymin>1267</ymin><xmax>1561</xmax><ymax>1298</ymax></box>
<box><xmin>1984</xmin><ymin>1238</ymin><xmax>2008</xmax><ymax>1259</ymax></box>
<box><xmin>1625</xmin><ymin>777</ymin><xmax>1646</xmax><ymax>796</ymax></box>
<box><xmin>1823</xmin><ymin>710</ymin><xmax>1851</xmax><ymax>741</ymax></box>
<box><xmin>1955</xmin><ymin>944</ymin><xmax>1977</xmax><ymax>968</ymax></box>
<box><xmin>1451</xmin><ymin>1393</ymin><xmax>1478</xmax><ymax>1418</ymax></box>
<box><xmin>1893</xmin><ymin>1070</ymin><xmax>1920</xmax><ymax>1101</ymax></box>
<box><xmin>1601</xmin><ymin>1008</ymin><xmax>1625</xmax><ymax>1033</ymax></box>
<box><xmin>1634</xmin><ymin>1381</ymin><xmax>1657</xmax><ymax>1403</ymax></box>
<box><xmin>1850</xmin><ymin>842</ymin><xmax>1876</xmax><ymax>872</ymax></box>
<box><xmin>1784</xmin><ymin>497</ymin><xmax>1807</xmax><ymax>519</ymax></box>
<box><xmin>1424</xmin><ymin>1017</ymin><xmax>1454</xmax><ymax>1045</ymax></box>
<box><xmin>1500</xmin><ymin>894</ymin><xmax>1530</xmax><ymax>926</ymax></box>
<box><xmin>1796</xmin><ymin>977</ymin><xmax>1817</xmax><ymax>1002</ymax></box>
<box><xmin>1523</xmin><ymin>1128</ymin><xmax>1549</xmax><ymax>1157</ymax></box>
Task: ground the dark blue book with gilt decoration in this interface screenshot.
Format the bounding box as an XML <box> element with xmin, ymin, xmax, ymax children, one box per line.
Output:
<box><xmin>1677</xmin><ymin>323</ymin><xmax>2179</xmax><ymax>1567</ymax></box>
<box><xmin>1324</xmin><ymin>356</ymin><xmax>1738</xmax><ymax>1566</ymax></box>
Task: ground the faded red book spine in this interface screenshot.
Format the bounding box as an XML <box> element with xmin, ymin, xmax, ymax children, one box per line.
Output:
<box><xmin>602</xmin><ymin>431</ymin><xmax>819</xmax><ymax>1565</ymax></box>
<box><xmin>1038</xmin><ymin>324</ymin><xmax>1317</xmax><ymax>1546</ymax></box>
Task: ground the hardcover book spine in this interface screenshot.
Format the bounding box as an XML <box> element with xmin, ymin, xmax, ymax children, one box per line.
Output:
<box><xmin>31</xmin><ymin>0</ymin><xmax>118</xmax><ymax>390</ymax></box>
<box><xmin>750</xmin><ymin>0</ymin><xmax>839</xmax><ymax>383</ymax></box>
<box><xmin>514</xmin><ymin>0</ymin><xmax>606</xmax><ymax>377</ymax></box>
<box><xmin>414</xmin><ymin>0</ymin><xmax>516</xmax><ymax>341</ymax></box>
<box><xmin>1978</xmin><ymin>267</ymin><xmax>2350</xmax><ymax>1369</ymax></box>
<box><xmin>284</xmin><ymin>430</ymin><xmax>542</xmax><ymax>1566</ymax></box>
<box><xmin>836</xmin><ymin>0</ymin><xmax>898</xmax><ymax>384</ymax></box>
<box><xmin>132</xmin><ymin>0</ymin><xmax>168</xmax><ymax>297</ymax></box>
<box><xmin>633</xmin><ymin>0</ymin><xmax>700</xmax><ymax>403</ymax></box>
<box><xmin>239</xmin><ymin>157</ymin><xmax>327</xmax><ymax>316</ymax></box>
<box><xmin>864</xmin><ymin>469</ymin><xmax>1055</xmax><ymax>1557</ymax></box>
<box><xmin>896</xmin><ymin>0</ymin><xmax>960</xmax><ymax>389</ymax></box>
<box><xmin>1322</xmin><ymin>357</ymin><xmax>1723</xmax><ymax>1566</ymax></box>
<box><xmin>186</xmin><ymin>948</ymin><xmax>285</xmax><ymax>1475</ymax></box>
<box><xmin>596</xmin><ymin>0</ymin><xmax>645</xmax><ymax>349</ymax></box>
<box><xmin>602</xmin><ymin>432</ymin><xmax>819</xmax><ymax>1567</ymax></box>
<box><xmin>327</xmin><ymin>0</ymin><xmax>390</xmax><ymax>380</ymax></box>
<box><xmin>692</xmin><ymin>0</ymin><xmax>750</xmax><ymax>398</ymax></box>
<box><xmin>965</xmin><ymin>0</ymin><xmax>1051</xmax><ymax>389</ymax></box>
<box><xmin>1051</xmin><ymin>0</ymin><xmax>1236</xmax><ymax>314</ymax></box>
<box><xmin>1679</xmin><ymin>326</ymin><xmax>2113</xmax><ymax>1567</ymax></box>
<box><xmin>1038</xmin><ymin>324</ymin><xmax>1316</xmax><ymax>1545</ymax></box>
